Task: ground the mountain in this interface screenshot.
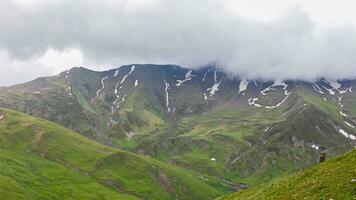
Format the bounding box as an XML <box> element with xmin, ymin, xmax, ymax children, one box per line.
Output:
<box><xmin>219</xmin><ymin>149</ymin><xmax>356</xmax><ymax>200</ymax></box>
<box><xmin>0</xmin><ymin>64</ymin><xmax>355</xmax><ymax>188</ymax></box>
<box><xmin>0</xmin><ymin>108</ymin><xmax>225</xmax><ymax>200</ymax></box>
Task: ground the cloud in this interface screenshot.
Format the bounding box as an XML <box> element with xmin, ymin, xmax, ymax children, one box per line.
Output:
<box><xmin>0</xmin><ymin>0</ymin><xmax>356</xmax><ymax>85</ymax></box>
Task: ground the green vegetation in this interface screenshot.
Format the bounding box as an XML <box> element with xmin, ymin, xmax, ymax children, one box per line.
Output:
<box><xmin>1</xmin><ymin>65</ymin><xmax>355</xmax><ymax>198</ymax></box>
<box><xmin>0</xmin><ymin>108</ymin><xmax>225</xmax><ymax>200</ymax></box>
<box><xmin>220</xmin><ymin>149</ymin><xmax>356</xmax><ymax>200</ymax></box>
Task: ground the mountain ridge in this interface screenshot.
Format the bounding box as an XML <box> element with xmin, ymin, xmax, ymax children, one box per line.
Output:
<box><xmin>0</xmin><ymin>64</ymin><xmax>355</xmax><ymax>189</ymax></box>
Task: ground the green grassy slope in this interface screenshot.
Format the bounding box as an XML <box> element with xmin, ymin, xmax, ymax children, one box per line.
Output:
<box><xmin>1</xmin><ymin>65</ymin><xmax>355</xmax><ymax>194</ymax></box>
<box><xmin>0</xmin><ymin>108</ymin><xmax>224</xmax><ymax>200</ymax></box>
<box><xmin>219</xmin><ymin>149</ymin><xmax>356</xmax><ymax>200</ymax></box>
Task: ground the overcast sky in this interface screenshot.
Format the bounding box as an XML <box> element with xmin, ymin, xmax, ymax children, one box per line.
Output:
<box><xmin>1</xmin><ymin>0</ymin><xmax>356</xmax><ymax>85</ymax></box>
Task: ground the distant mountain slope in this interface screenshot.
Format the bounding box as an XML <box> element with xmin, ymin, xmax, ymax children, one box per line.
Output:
<box><xmin>219</xmin><ymin>149</ymin><xmax>356</xmax><ymax>200</ymax></box>
<box><xmin>0</xmin><ymin>64</ymin><xmax>355</xmax><ymax>187</ymax></box>
<box><xmin>0</xmin><ymin>108</ymin><xmax>225</xmax><ymax>200</ymax></box>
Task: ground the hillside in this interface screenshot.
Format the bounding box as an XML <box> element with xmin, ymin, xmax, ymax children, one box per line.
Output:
<box><xmin>0</xmin><ymin>64</ymin><xmax>355</xmax><ymax>187</ymax></box>
<box><xmin>0</xmin><ymin>108</ymin><xmax>225</xmax><ymax>200</ymax></box>
<box><xmin>219</xmin><ymin>149</ymin><xmax>356</xmax><ymax>200</ymax></box>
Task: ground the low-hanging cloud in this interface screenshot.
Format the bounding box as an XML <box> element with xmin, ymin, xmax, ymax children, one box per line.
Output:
<box><xmin>1</xmin><ymin>0</ymin><xmax>356</xmax><ymax>83</ymax></box>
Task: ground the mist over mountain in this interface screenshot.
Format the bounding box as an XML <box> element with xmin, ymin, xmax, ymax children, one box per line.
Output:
<box><xmin>1</xmin><ymin>0</ymin><xmax>356</xmax><ymax>86</ymax></box>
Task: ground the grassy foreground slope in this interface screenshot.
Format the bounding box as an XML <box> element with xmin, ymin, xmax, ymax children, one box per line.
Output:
<box><xmin>219</xmin><ymin>149</ymin><xmax>356</xmax><ymax>200</ymax></box>
<box><xmin>0</xmin><ymin>108</ymin><xmax>224</xmax><ymax>200</ymax></box>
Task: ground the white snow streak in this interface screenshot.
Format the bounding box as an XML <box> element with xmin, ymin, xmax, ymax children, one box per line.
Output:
<box><xmin>248</xmin><ymin>98</ymin><xmax>262</xmax><ymax>107</ymax></box>
<box><xmin>120</xmin><ymin>65</ymin><xmax>135</xmax><ymax>85</ymax></box>
<box><xmin>321</xmin><ymin>85</ymin><xmax>335</xmax><ymax>95</ymax></box>
<box><xmin>328</xmin><ymin>80</ymin><xmax>341</xmax><ymax>91</ymax></box>
<box><xmin>111</xmin><ymin>65</ymin><xmax>136</xmax><ymax>117</ymax></box>
<box><xmin>340</xmin><ymin>111</ymin><xmax>348</xmax><ymax>117</ymax></box>
<box><xmin>93</xmin><ymin>75</ymin><xmax>110</xmax><ymax>100</ymax></box>
<box><xmin>202</xmin><ymin>71</ymin><xmax>208</xmax><ymax>82</ymax></box>
<box><xmin>114</xmin><ymin>69</ymin><xmax>119</xmax><ymax>77</ymax></box>
<box><xmin>264</xmin><ymin>127</ymin><xmax>270</xmax><ymax>133</ymax></box>
<box><xmin>260</xmin><ymin>80</ymin><xmax>288</xmax><ymax>95</ymax></box>
<box><xmin>203</xmin><ymin>93</ymin><xmax>208</xmax><ymax>101</ymax></box>
<box><xmin>339</xmin><ymin>128</ymin><xmax>356</xmax><ymax>140</ymax></box>
<box><xmin>206</xmin><ymin>70</ymin><xmax>221</xmax><ymax>96</ymax></box>
<box><xmin>207</xmin><ymin>81</ymin><xmax>221</xmax><ymax>96</ymax></box>
<box><xmin>134</xmin><ymin>80</ymin><xmax>138</xmax><ymax>88</ymax></box>
<box><xmin>256</xmin><ymin>80</ymin><xmax>290</xmax><ymax>109</ymax></box>
<box><xmin>238</xmin><ymin>79</ymin><xmax>249</xmax><ymax>95</ymax></box>
<box><xmin>345</xmin><ymin>121</ymin><xmax>355</xmax><ymax>128</ymax></box>
<box><xmin>312</xmin><ymin>83</ymin><xmax>324</xmax><ymax>94</ymax></box>
<box><xmin>176</xmin><ymin>70</ymin><xmax>195</xmax><ymax>86</ymax></box>
<box><xmin>339</xmin><ymin>87</ymin><xmax>352</xmax><ymax>94</ymax></box>
<box><xmin>164</xmin><ymin>80</ymin><xmax>171</xmax><ymax>112</ymax></box>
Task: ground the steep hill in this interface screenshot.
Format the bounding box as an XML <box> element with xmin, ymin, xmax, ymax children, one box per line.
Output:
<box><xmin>0</xmin><ymin>64</ymin><xmax>355</xmax><ymax>187</ymax></box>
<box><xmin>0</xmin><ymin>108</ymin><xmax>225</xmax><ymax>200</ymax></box>
<box><xmin>219</xmin><ymin>149</ymin><xmax>356</xmax><ymax>200</ymax></box>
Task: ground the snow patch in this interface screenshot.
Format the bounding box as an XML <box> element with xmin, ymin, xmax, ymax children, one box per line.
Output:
<box><xmin>253</xmin><ymin>80</ymin><xmax>258</xmax><ymax>86</ymax></box>
<box><xmin>238</xmin><ymin>79</ymin><xmax>249</xmax><ymax>95</ymax></box>
<box><xmin>339</xmin><ymin>128</ymin><xmax>356</xmax><ymax>140</ymax></box>
<box><xmin>311</xmin><ymin>144</ymin><xmax>320</xmax><ymax>150</ymax></box>
<box><xmin>261</xmin><ymin>80</ymin><xmax>288</xmax><ymax>95</ymax></box>
<box><xmin>176</xmin><ymin>70</ymin><xmax>195</xmax><ymax>86</ymax></box>
<box><xmin>202</xmin><ymin>71</ymin><xmax>208</xmax><ymax>82</ymax></box>
<box><xmin>248</xmin><ymin>98</ymin><xmax>262</xmax><ymax>107</ymax></box>
<box><xmin>206</xmin><ymin>71</ymin><xmax>221</xmax><ymax>96</ymax></box>
<box><xmin>164</xmin><ymin>80</ymin><xmax>171</xmax><ymax>112</ymax></box>
<box><xmin>134</xmin><ymin>80</ymin><xmax>138</xmax><ymax>88</ymax></box>
<box><xmin>114</xmin><ymin>69</ymin><xmax>119</xmax><ymax>77</ymax></box>
<box><xmin>339</xmin><ymin>87</ymin><xmax>352</xmax><ymax>94</ymax></box>
<box><xmin>264</xmin><ymin>127</ymin><xmax>270</xmax><ymax>133</ymax></box>
<box><xmin>203</xmin><ymin>93</ymin><xmax>208</xmax><ymax>101</ymax></box>
<box><xmin>345</xmin><ymin>121</ymin><xmax>355</xmax><ymax>128</ymax></box>
<box><xmin>340</xmin><ymin>111</ymin><xmax>348</xmax><ymax>117</ymax></box>
<box><xmin>93</xmin><ymin>75</ymin><xmax>110</xmax><ymax>100</ymax></box>
<box><xmin>111</xmin><ymin>65</ymin><xmax>136</xmax><ymax>117</ymax></box>
<box><xmin>248</xmin><ymin>80</ymin><xmax>290</xmax><ymax>109</ymax></box>
<box><xmin>312</xmin><ymin>83</ymin><xmax>324</xmax><ymax>94</ymax></box>
<box><xmin>328</xmin><ymin>80</ymin><xmax>341</xmax><ymax>91</ymax></box>
<box><xmin>321</xmin><ymin>85</ymin><xmax>335</xmax><ymax>95</ymax></box>
<box><xmin>120</xmin><ymin>65</ymin><xmax>135</xmax><ymax>85</ymax></box>
<box><xmin>68</xmin><ymin>86</ymin><xmax>72</xmax><ymax>96</ymax></box>
<box><xmin>207</xmin><ymin>81</ymin><xmax>221</xmax><ymax>96</ymax></box>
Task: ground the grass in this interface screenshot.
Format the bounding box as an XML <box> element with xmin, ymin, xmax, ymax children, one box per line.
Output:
<box><xmin>219</xmin><ymin>149</ymin><xmax>356</xmax><ymax>200</ymax></box>
<box><xmin>0</xmin><ymin>108</ymin><xmax>225</xmax><ymax>200</ymax></box>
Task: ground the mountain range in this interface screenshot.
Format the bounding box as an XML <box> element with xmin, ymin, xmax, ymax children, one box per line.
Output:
<box><xmin>0</xmin><ymin>64</ymin><xmax>355</xmax><ymax>199</ymax></box>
